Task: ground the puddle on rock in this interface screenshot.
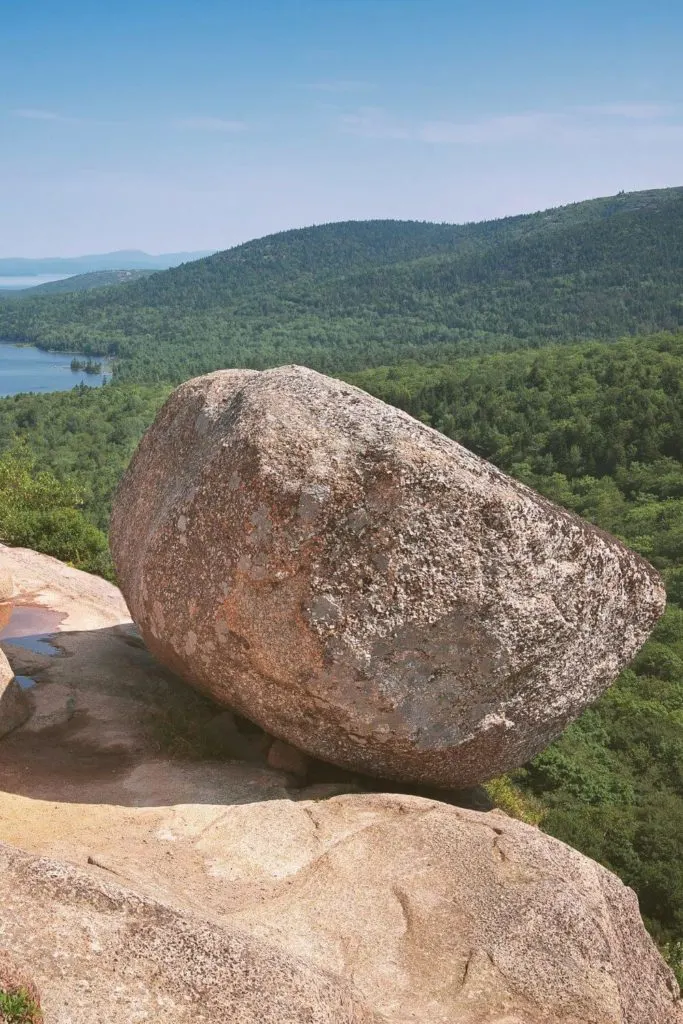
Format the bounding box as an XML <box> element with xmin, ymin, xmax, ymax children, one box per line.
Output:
<box><xmin>0</xmin><ymin>604</ymin><xmax>64</xmax><ymax>656</ymax></box>
<box><xmin>15</xmin><ymin>675</ymin><xmax>37</xmax><ymax>690</ymax></box>
<box><xmin>0</xmin><ymin>604</ymin><xmax>65</xmax><ymax>687</ymax></box>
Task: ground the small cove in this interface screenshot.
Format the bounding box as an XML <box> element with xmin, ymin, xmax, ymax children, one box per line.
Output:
<box><xmin>0</xmin><ymin>342</ymin><xmax>110</xmax><ymax>397</ymax></box>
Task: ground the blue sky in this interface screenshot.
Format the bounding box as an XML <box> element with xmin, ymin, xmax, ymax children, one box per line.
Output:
<box><xmin>2</xmin><ymin>0</ymin><xmax>682</xmax><ymax>256</ymax></box>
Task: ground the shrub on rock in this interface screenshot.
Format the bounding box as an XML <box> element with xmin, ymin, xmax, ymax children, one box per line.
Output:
<box><xmin>0</xmin><ymin>949</ymin><xmax>42</xmax><ymax>1023</ymax></box>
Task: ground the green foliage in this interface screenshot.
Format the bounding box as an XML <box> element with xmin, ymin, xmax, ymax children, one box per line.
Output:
<box><xmin>482</xmin><ymin>775</ymin><xmax>544</xmax><ymax>825</ymax></box>
<box><xmin>0</xmin><ymin>989</ymin><xmax>42</xmax><ymax>1024</ymax></box>
<box><xmin>0</xmin><ymin>443</ymin><xmax>112</xmax><ymax>578</ymax></box>
<box><xmin>0</xmin><ymin>187</ymin><xmax>681</xmax><ymax>383</ymax></box>
<box><xmin>662</xmin><ymin>940</ymin><xmax>683</xmax><ymax>990</ymax></box>
<box><xmin>0</xmin><ymin>382</ymin><xmax>170</xmax><ymax>531</ymax></box>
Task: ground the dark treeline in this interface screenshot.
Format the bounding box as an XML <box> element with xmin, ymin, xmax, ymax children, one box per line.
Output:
<box><xmin>70</xmin><ymin>357</ymin><xmax>103</xmax><ymax>373</ymax></box>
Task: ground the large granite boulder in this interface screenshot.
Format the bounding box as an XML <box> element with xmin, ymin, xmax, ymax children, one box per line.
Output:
<box><xmin>0</xmin><ymin>648</ymin><xmax>30</xmax><ymax>739</ymax></box>
<box><xmin>110</xmin><ymin>366</ymin><xmax>665</xmax><ymax>788</ymax></box>
<box><xmin>0</xmin><ymin>545</ymin><xmax>680</xmax><ymax>1024</ymax></box>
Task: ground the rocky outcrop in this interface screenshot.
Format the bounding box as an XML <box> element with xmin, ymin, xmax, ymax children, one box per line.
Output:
<box><xmin>235</xmin><ymin>793</ymin><xmax>682</xmax><ymax>1024</ymax></box>
<box><xmin>0</xmin><ymin>543</ymin><xmax>127</xmax><ymax>630</ymax></box>
<box><xmin>0</xmin><ymin>648</ymin><xmax>30</xmax><ymax>739</ymax></box>
<box><xmin>2</xmin><ymin>796</ymin><xmax>683</xmax><ymax>1024</ymax></box>
<box><xmin>0</xmin><ymin>545</ymin><xmax>680</xmax><ymax>1024</ymax></box>
<box><xmin>110</xmin><ymin>366</ymin><xmax>665</xmax><ymax>789</ymax></box>
<box><xmin>0</xmin><ymin>842</ymin><xmax>374</xmax><ymax>1024</ymax></box>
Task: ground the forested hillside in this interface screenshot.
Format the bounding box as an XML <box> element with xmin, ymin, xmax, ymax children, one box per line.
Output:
<box><xmin>0</xmin><ymin>186</ymin><xmax>681</xmax><ymax>381</ymax></box>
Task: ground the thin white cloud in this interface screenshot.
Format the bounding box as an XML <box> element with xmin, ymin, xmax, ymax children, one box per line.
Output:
<box><xmin>340</xmin><ymin>107</ymin><xmax>411</xmax><ymax>140</ymax></box>
<box><xmin>419</xmin><ymin>113</ymin><xmax>553</xmax><ymax>144</ymax></box>
<box><xmin>13</xmin><ymin>109</ymin><xmax>247</xmax><ymax>132</ymax></box>
<box><xmin>632</xmin><ymin>122</ymin><xmax>683</xmax><ymax>142</ymax></box>
<box><xmin>341</xmin><ymin>104</ymin><xmax>681</xmax><ymax>146</ymax></box>
<box><xmin>341</xmin><ymin>108</ymin><xmax>553</xmax><ymax>143</ymax></box>
<box><xmin>586</xmin><ymin>102</ymin><xmax>674</xmax><ymax>119</ymax></box>
<box><xmin>12</xmin><ymin>108</ymin><xmax>74</xmax><ymax>122</ymax></box>
<box><xmin>11</xmin><ymin>108</ymin><xmax>119</xmax><ymax>126</ymax></box>
<box><xmin>174</xmin><ymin>116</ymin><xmax>247</xmax><ymax>133</ymax></box>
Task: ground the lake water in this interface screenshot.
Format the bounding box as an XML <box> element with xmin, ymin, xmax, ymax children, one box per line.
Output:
<box><xmin>0</xmin><ymin>274</ymin><xmax>73</xmax><ymax>290</ymax></box>
<box><xmin>0</xmin><ymin>343</ymin><xmax>110</xmax><ymax>397</ymax></box>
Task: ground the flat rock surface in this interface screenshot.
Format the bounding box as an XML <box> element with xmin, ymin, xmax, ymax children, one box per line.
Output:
<box><xmin>110</xmin><ymin>366</ymin><xmax>665</xmax><ymax>788</ymax></box>
<box><xmin>0</xmin><ymin>545</ymin><xmax>680</xmax><ymax>1023</ymax></box>
<box><xmin>0</xmin><ymin>842</ymin><xmax>373</xmax><ymax>1024</ymax></box>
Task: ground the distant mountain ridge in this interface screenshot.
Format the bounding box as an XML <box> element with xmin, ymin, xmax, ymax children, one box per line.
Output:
<box><xmin>0</xmin><ymin>250</ymin><xmax>215</xmax><ymax>277</ymax></box>
<box><xmin>19</xmin><ymin>269</ymin><xmax>156</xmax><ymax>295</ymax></box>
<box><xmin>0</xmin><ymin>185</ymin><xmax>681</xmax><ymax>381</ymax></box>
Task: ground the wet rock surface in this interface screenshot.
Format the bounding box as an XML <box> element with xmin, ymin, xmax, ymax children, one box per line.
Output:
<box><xmin>111</xmin><ymin>365</ymin><xmax>665</xmax><ymax>788</ymax></box>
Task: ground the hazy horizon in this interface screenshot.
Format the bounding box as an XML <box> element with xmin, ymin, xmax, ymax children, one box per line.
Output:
<box><xmin>2</xmin><ymin>182</ymin><xmax>681</xmax><ymax>262</ymax></box>
<box><xmin>0</xmin><ymin>248</ymin><xmax>215</xmax><ymax>262</ymax></box>
<box><xmin>3</xmin><ymin>0</ymin><xmax>682</xmax><ymax>257</ymax></box>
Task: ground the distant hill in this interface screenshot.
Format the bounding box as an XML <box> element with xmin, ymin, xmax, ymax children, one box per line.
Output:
<box><xmin>0</xmin><ymin>250</ymin><xmax>215</xmax><ymax>277</ymax></box>
<box><xmin>19</xmin><ymin>269</ymin><xmax>156</xmax><ymax>295</ymax></box>
<box><xmin>0</xmin><ymin>186</ymin><xmax>681</xmax><ymax>381</ymax></box>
